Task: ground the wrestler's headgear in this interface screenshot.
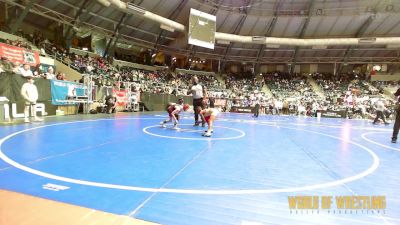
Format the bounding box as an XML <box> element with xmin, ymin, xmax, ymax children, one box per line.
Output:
<box><xmin>183</xmin><ymin>104</ymin><xmax>190</xmax><ymax>111</ymax></box>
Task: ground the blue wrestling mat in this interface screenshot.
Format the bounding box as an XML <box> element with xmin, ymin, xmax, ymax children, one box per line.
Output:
<box><xmin>0</xmin><ymin>112</ymin><xmax>399</xmax><ymax>225</ymax></box>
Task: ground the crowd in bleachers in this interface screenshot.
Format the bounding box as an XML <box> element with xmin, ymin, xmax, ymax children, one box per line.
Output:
<box><xmin>265</xmin><ymin>72</ymin><xmax>317</xmax><ymax>100</ymax></box>
<box><xmin>0</xmin><ymin>30</ymin><xmax>69</xmax><ymax>80</ymax></box>
<box><xmin>0</xmin><ymin>29</ymin><xmax>120</xmax><ymax>81</ymax></box>
<box><xmin>371</xmin><ymin>80</ymin><xmax>399</xmax><ymax>93</ymax></box>
<box><xmin>311</xmin><ymin>72</ymin><xmax>395</xmax><ymax>119</ymax></box>
<box><xmin>113</xmin><ymin>68</ymin><xmax>225</xmax><ymax>97</ymax></box>
<box><xmin>0</xmin><ymin>29</ymin><xmax>397</xmax><ymax>120</ymax></box>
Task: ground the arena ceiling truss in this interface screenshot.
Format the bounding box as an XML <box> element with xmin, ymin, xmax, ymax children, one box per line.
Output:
<box><xmin>3</xmin><ymin>0</ymin><xmax>400</xmax><ymax>64</ymax></box>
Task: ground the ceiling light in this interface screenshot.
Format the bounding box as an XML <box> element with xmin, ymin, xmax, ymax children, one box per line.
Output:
<box><xmin>312</xmin><ymin>45</ymin><xmax>327</xmax><ymax>49</ymax></box>
<box><xmin>358</xmin><ymin>38</ymin><xmax>376</xmax><ymax>44</ymax></box>
<box><xmin>160</xmin><ymin>24</ymin><xmax>175</xmax><ymax>32</ymax></box>
<box><xmin>217</xmin><ymin>40</ymin><xmax>230</xmax><ymax>45</ymax></box>
<box><xmin>266</xmin><ymin>44</ymin><xmax>280</xmax><ymax>48</ymax></box>
<box><xmin>252</xmin><ymin>36</ymin><xmax>266</xmax><ymax>43</ymax></box>
<box><xmin>127</xmin><ymin>3</ymin><xmax>146</xmax><ymax>15</ymax></box>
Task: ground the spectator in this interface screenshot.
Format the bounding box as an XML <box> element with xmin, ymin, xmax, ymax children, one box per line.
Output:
<box><xmin>12</xmin><ymin>62</ymin><xmax>22</xmax><ymax>74</ymax></box>
<box><xmin>253</xmin><ymin>98</ymin><xmax>260</xmax><ymax>118</ymax></box>
<box><xmin>0</xmin><ymin>57</ymin><xmax>13</xmax><ymax>72</ymax></box>
<box><xmin>209</xmin><ymin>96</ymin><xmax>215</xmax><ymax>108</ymax></box>
<box><xmin>0</xmin><ymin>64</ymin><xmax>5</xmax><ymax>73</ymax></box>
<box><xmin>19</xmin><ymin>64</ymin><xmax>33</xmax><ymax>77</ymax></box>
<box><xmin>373</xmin><ymin>99</ymin><xmax>389</xmax><ymax>125</ymax></box>
<box><xmin>105</xmin><ymin>93</ymin><xmax>117</xmax><ymax>114</ymax></box>
<box><xmin>56</xmin><ymin>72</ymin><xmax>66</xmax><ymax>80</ymax></box>
<box><xmin>20</xmin><ymin>76</ymin><xmax>43</xmax><ymax>123</ymax></box>
<box><xmin>45</xmin><ymin>67</ymin><xmax>56</xmax><ymax>80</ymax></box>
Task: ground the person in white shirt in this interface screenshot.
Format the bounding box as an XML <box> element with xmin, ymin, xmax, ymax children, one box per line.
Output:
<box><xmin>86</xmin><ymin>64</ymin><xmax>94</xmax><ymax>73</ymax></box>
<box><xmin>187</xmin><ymin>76</ymin><xmax>206</xmax><ymax>126</ymax></box>
<box><xmin>275</xmin><ymin>99</ymin><xmax>283</xmax><ymax>115</ymax></box>
<box><xmin>19</xmin><ymin>64</ymin><xmax>33</xmax><ymax>77</ymax></box>
<box><xmin>297</xmin><ymin>102</ymin><xmax>306</xmax><ymax>116</ymax></box>
<box><xmin>312</xmin><ymin>102</ymin><xmax>319</xmax><ymax>116</ymax></box>
<box><xmin>20</xmin><ymin>76</ymin><xmax>43</xmax><ymax>123</ymax></box>
<box><xmin>45</xmin><ymin>67</ymin><xmax>56</xmax><ymax>80</ymax></box>
<box><xmin>40</xmin><ymin>47</ymin><xmax>46</xmax><ymax>56</ymax></box>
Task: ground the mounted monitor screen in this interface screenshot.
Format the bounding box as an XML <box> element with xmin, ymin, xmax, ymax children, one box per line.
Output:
<box><xmin>188</xmin><ymin>8</ymin><xmax>216</xmax><ymax>49</ymax></box>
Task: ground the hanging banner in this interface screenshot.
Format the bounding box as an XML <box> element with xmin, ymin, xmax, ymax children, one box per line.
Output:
<box><xmin>0</xmin><ymin>43</ymin><xmax>40</xmax><ymax>66</ymax></box>
<box><xmin>50</xmin><ymin>80</ymin><xmax>86</xmax><ymax>105</ymax></box>
<box><xmin>113</xmin><ymin>89</ymin><xmax>128</xmax><ymax>106</ymax></box>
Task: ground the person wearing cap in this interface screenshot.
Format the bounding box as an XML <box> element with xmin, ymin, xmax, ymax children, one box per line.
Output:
<box><xmin>20</xmin><ymin>76</ymin><xmax>43</xmax><ymax>123</ymax></box>
<box><xmin>160</xmin><ymin>98</ymin><xmax>190</xmax><ymax>130</ymax></box>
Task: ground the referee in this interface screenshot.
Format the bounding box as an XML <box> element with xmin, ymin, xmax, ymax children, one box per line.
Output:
<box><xmin>392</xmin><ymin>88</ymin><xmax>400</xmax><ymax>143</ymax></box>
<box><xmin>187</xmin><ymin>76</ymin><xmax>207</xmax><ymax>126</ymax></box>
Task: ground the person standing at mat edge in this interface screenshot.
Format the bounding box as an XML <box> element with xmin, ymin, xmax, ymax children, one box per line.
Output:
<box><xmin>105</xmin><ymin>92</ymin><xmax>117</xmax><ymax>114</ymax></box>
<box><xmin>20</xmin><ymin>76</ymin><xmax>43</xmax><ymax>123</ymax></box>
<box><xmin>187</xmin><ymin>76</ymin><xmax>207</xmax><ymax>126</ymax></box>
<box><xmin>391</xmin><ymin>88</ymin><xmax>400</xmax><ymax>143</ymax></box>
<box><xmin>373</xmin><ymin>98</ymin><xmax>389</xmax><ymax>125</ymax></box>
<box><xmin>253</xmin><ymin>98</ymin><xmax>260</xmax><ymax>118</ymax></box>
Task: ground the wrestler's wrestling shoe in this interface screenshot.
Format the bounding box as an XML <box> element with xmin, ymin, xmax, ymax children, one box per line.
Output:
<box><xmin>202</xmin><ymin>132</ymin><xmax>212</xmax><ymax>137</ymax></box>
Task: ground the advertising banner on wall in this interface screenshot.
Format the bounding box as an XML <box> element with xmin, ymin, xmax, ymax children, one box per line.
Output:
<box><xmin>113</xmin><ymin>89</ymin><xmax>128</xmax><ymax>106</ymax></box>
<box><xmin>0</xmin><ymin>43</ymin><xmax>40</xmax><ymax>66</ymax></box>
<box><xmin>320</xmin><ymin>110</ymin><xmax>346</xmax><ymax>118</ymax></box>
<box><xmin>214</xmin><ymin>98</ymin><xmax>227</xmax><ymax>107</ymax></box>
<box><xmin>50</xmin><ymin>80</ymin><xmax>86</xmax><ymax>105</ymax></box>
<box><xmin>230</xmin><ymin>106</ymin><xmax>254</xmax><ymax>113</ymax></box>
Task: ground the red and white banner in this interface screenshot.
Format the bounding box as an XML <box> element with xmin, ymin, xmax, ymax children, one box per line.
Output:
<box><xmin>113</xmin><ymin>89</ymin><xmax>128</xmax><ymax>106</ymax></box>
<box><xmin>0</xmin><ymin>43</ymin><xmax>40</xmax><ymax>66</ymax></box>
